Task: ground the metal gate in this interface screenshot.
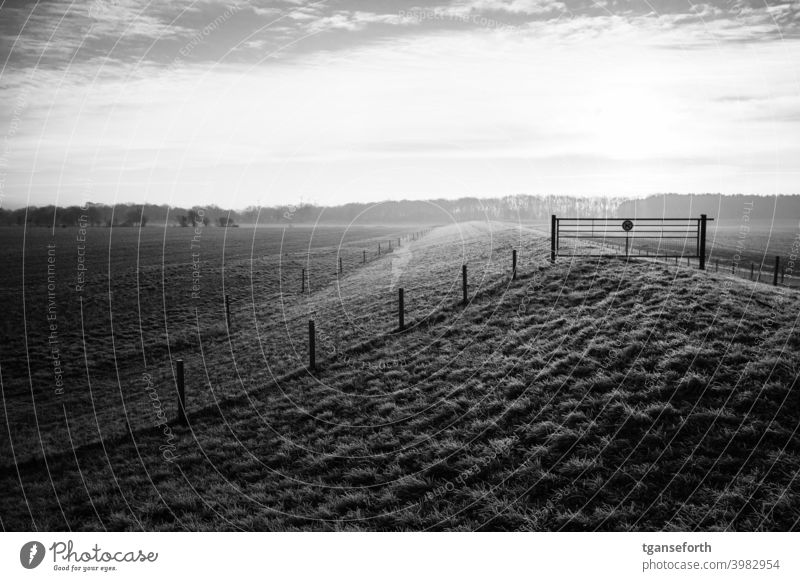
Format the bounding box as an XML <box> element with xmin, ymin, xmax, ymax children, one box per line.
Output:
<box><xmin>550</xmin><ymin>215</ymin><xmax>712</xmax><ymax>270</ymax></box>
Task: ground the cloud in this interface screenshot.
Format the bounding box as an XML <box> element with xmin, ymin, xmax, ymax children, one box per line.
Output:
<box><xmin>457</xmin><ymin>0</ymin><xmax>568</xmax><ymax>15</ymax></box>
<box><xmin>2</xmin><ymin>0</ymin><xmax>799</xmax><ymax>207</ymax></box>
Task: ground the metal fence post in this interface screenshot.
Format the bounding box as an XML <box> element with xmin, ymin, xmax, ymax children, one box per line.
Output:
<box><xmin>550</xmin><ymin>215</ymin><xmax>556</xmax><ymax>262</ymax></box>
<box><xmin>699</xmin><ymin>214</ymin><xmax>707</xmax><ymax>270</ymax></box>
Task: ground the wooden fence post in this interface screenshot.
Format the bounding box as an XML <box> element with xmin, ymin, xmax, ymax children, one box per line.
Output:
<box><xmin>363</xmin><ymin>250</ymin><xmax>366</xmax><ymax>264</ymax></box>
<box><xmin>462</xmin><ymin>264</ymin><xmax>468</xmax><ymax>306</ymax></box>
<box><xmin>398</xmin><ymin>288</ymin><xmax>405</xmax><ymax>331</ymax></box>
<box><xmin>225</xmin><ymin>294</ymin><xmax>231</xmax><ymax>328</ymax></box>
<box><xmin>774</xmin><ymin>256</ymin><xmax>780</xmax><ymax>286</ymax></box>
<box><xmin>512</xmin><ymin>249</ymin><xmax>517</xmax><ymax>280</ymax></box>
<box><xmin>550</xmin><ymin>215</ymin><xmax>556</xmax><ymax>263</ymax></box>
<box><xmin>339</xmin><ymin>257</ymin><xmax>342</xmax><ymax>276</ymax></box>
<box><xmin>308</xmin><ymin>320</ymin><xmax>316</xmax><ymax>371</ymax></box>
<box><xmin>176</xmin><ymin>359</ymin><xmax>187</xmax><ymax>425</ymax></box>
<box><xmin>301</xmin><ymin>268</ymin><xmax>305</xmax><ymax>293</ymax></box>
<box><xmin>750</xmin><ymin>263</ymin><xmax>754</xmax><ymax>280</ymax></box>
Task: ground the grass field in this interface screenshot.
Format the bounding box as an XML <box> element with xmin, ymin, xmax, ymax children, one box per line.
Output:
<box><xmin>0</xmin><ymin>224</ymin><xmax>416</xmax><ymax>462</ymax></box>
<box><xmin>1</xmin><ymin>221</ymin><xmax>799</xmax><ymax>531</ymax></box>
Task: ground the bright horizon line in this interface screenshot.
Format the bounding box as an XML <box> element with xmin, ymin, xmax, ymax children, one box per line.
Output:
<box><xmin>2</xmin><ymin>191</ymin><xmax>797</xmax><ymax>212</ymax></box>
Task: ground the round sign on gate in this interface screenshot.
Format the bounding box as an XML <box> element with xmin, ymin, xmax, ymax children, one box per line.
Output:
<box><xmin>621</xmin><ymin>220</ymin><xmax>633</xmax><ymax>232</ymax></box>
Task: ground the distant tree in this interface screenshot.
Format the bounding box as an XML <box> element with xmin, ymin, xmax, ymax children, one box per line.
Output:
<box><xmin>218</xmin><ymin>216</ymin><xmax>233</xmax><ymax>227</ymax></box>
<box><xmin>121</xmin><ymin>207</ymin><xmax>148</xmax><ymax>227</ymax></box>
<box><xmin>202</xmin><ymin>215</ymin><xmax>210</xmax><ymax>226</ymax></box>
<box><xmin>86</xmin><ymin>205</ymin><xmax>102</xmax><ymax>226</ymax></box>
<box><xmin>187</xmin><ymin>209</ymin><xmax>198</xmax><ymax>227</ymax></box>
<box><xmin>179</xmin><ymin>215</ymin><xmax>188</xmax><ymax>227</ymax></box>
<box><xmin>124</xmin><ymin>209</ymin><xmax>138</xmax><ymax>227</ymax></box>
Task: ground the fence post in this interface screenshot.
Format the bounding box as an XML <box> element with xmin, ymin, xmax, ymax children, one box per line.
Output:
<box><xmin>308</xmin><ymin>320</ymin><xmax>316</xmax><ymax>371</ymax></box>
<box><xmin>774</xmin><ymin>256</ymin><xmax>780</xmax><ymax>286</ymax></box>
<box><xmin>301</xmin><ymin>268</ymin><xmax>305</xmax><ymax>293</ymax></box>
<box><xmin>512</xmin><ymin>249</ymin><xmax>517</xmax><ymax>280</ymax></box>
<box><xmin>750</xmin><ymin>263</ymin><xmax>754</xmax><ymax>280</ymax></box>
<box><xmin>398</xmin><ymin>288</ymin><xmax>405</xmax><ymax>331</ymax></box>
<box><xmin>225</xmin><ymin>294</ymin><xmax>231</xmax><ymax>328</ymax></box>
<box><xmin>339</xmin><ymin>257</ymin><xmax>343</xmax><ymax>276</ymax></box>
<box><xmin>550</xmin><ymin>215</ymin><xmax>556</xmax><ymax>262</ymax></box>
<box><xmin>176</xmin><ymin>359</ymin><xmax>187</xmax><ymax>425</ymax></box>
<box><xmin>462</xmin><ymin>264</ymin><xmax>468</xmax><ymax>306</ymax></box>
<box><xmin>363</xmin><ymin>250</ymin><xmax>366</xmax><ymax>264</ymax></box>
<box><xmin>378</xmin><ymin>243</ymin><xmax>381</xmax><ymax>255</ymax></box>
<box><xmin>699</xmin><ymin>214</ymin><xmax>707</xmax><ymax>270</ymax></box>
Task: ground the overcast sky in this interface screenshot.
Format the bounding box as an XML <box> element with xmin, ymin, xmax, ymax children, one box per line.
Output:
<box><xmin>0</xmin><ymin>0</ymin><xmax>798</xmax><ymax>209</ymax></box>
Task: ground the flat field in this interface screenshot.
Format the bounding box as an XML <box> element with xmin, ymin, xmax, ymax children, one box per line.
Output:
<box><xmin>1</xmin><ymin>221</ymin><xmax>799</xmax><ymax>531</ymax></box>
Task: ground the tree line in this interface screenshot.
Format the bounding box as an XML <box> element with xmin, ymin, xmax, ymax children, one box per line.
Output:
<box><xmin>1</xmin><ymin>194</ymin><xmax>797</xmax><ymax>227</ymax></box>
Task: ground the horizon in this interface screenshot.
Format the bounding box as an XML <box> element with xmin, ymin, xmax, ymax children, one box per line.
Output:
<box><xmin>2</xmin><ymin>191</ymin><xmax>799</xmax><ymax>213</ymax></box>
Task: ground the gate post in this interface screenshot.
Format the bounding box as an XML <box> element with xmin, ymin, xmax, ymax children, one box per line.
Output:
<box><xmin>550</xmin><ymin>215</ymin><xmax>556</xmax><ymax>263</ymax></box>
<box><xmin>699</xmin><ymin>214</ymin><xmax>707</xmax><ymax>270</ymax></box>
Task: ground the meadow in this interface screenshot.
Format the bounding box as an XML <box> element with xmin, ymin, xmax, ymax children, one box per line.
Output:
<box><xmin>0</xmin><ymin>223</ymin><xmax>416</xmax><ymax>462</ymax></box>
<box><xmin>1</xmin><ymin>220</ymin><xmax>799</xmax><ymax>531</ymax></box>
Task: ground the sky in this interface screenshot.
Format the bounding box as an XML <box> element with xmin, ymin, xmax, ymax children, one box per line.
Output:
<box><xmin>0</xmin><ymin>0</ymin><xmax>798</xmax><ymax>209</ymax></box>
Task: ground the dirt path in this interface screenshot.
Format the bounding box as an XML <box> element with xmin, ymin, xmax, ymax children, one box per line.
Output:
<box><xmin>388</xmin><ymin>243</ymin><xmax>413</xmax><ymax>290</ymax></box>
